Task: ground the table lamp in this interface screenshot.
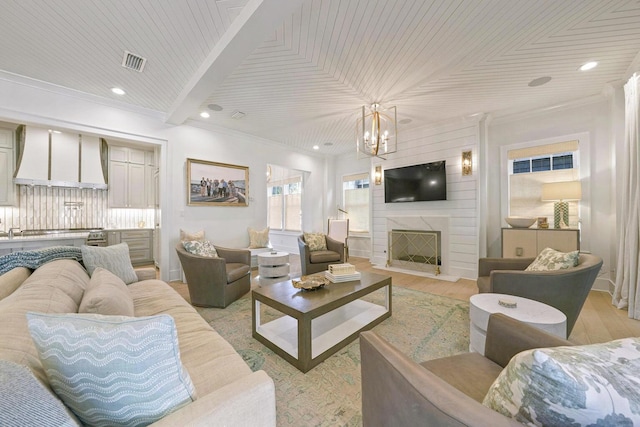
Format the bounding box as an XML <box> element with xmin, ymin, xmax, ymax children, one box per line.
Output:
<box><xmin>541</xmin><ymin>181</ymin><xmax>582</xmax><ymax>228</ymax></box>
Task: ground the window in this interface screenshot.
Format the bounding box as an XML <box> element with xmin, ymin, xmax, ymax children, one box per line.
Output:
<box><xmin>342</xmin><ymin>173</ymin><xmax>369</xmax><ymax>233</ymax></box>
<box><xmin>511</xmin><ymin>153</ymin><xmax>574</xmax><ymax>174</ymax></box>
<box><xmin>506</xmin><ymin>140</ymin><xmax>581</xmax><ymax>227</ymax></box>
<box><xmin>267</xmin><ymin>165</ymin><xmax>302</xmax><ymax>232</ymax></box>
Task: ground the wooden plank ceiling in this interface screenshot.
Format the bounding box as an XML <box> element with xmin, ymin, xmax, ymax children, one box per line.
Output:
<box><xmin>0</xmin><ymin>0</ymin><xmax>639</xmax><ymax>155</ymax></box>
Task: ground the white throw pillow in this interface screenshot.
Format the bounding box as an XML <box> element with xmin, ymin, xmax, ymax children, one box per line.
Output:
<box><xmin>483</xmin><ymin>338</ymin><xmax>640</xmax><ymax>426</ymax></box>
<box><xmin>27</xmin><ymin>312</ymin><xmax>197</xmax><ymax>427</ymax></box>
<box><xmin>525</xmin><ymin>247</ymin><xmax>579</xmax><ymax>271</ymax></box>
<box><xmin>180</xmin><ymin>229</ymin><xmax>205</xmax><ymax>242</ymax></box>
<box><xmin>248</xmin><ymin>227</ymin><xmax>270</xmax><ymax>249</ymax></box>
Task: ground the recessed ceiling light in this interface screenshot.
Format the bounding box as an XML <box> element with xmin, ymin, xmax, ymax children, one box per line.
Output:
<box><xmin>579</xmin><ymin>61</ymin><xmax>598</xmax><ymax>71</ymax></box>
<box><xmin>313</xmin><ymin>145</ymin><xmax>319</xmax><ymax>150</ymax></box>
<box><xmin>111</xmin><ymin>87</ymin><xmax>125</xmax><ymax>95</ymax></box>
<box><xmin>200</xmin><ymin>111</ymin><xmax>210</xmax><ymax>118</ymax></box>
<box><xmin>324</xmin><ymin>142</ymin><xmax>333</xmax><ymax>146</ymax></box>
<box><xmin>528</xmin><ymin>76</ymin><xmax>552</xmax><ymax>87</ymax></box>
<box><xmin>208</xmin><ymin>104</ymin><xmax>223</xmax><ymax>111</ymax></box>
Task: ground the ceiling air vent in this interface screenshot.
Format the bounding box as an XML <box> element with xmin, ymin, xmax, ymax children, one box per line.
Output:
<box><xmin>121</xmin><ymin>51</ymin><xmax>147</xmax><ymax>72</ymax></box>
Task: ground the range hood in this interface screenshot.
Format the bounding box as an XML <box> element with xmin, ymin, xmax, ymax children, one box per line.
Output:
<box><xmin>13</xmin><ymin>125</ymin><xmax>108</xmax><ymax>189</ymax></box>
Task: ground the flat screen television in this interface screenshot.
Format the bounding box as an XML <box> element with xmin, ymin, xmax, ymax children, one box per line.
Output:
<box><xmin>384</xmin><ymin>160</ymin><xmax>447</xmax><ymax>203</ymax></box>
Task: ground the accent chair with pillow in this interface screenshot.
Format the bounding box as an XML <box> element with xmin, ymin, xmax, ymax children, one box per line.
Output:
<box><xmin>176</xmin><ymin>242</ymin><xmax>251</xmax><ymax>308</ymax></box>
<box><xmin>361</xmin><ymin>313</ymin><xmax>640</xmax><ymax>426</ymax></box>
<box><xmin>476</xmin><ymin>251</ymin><xmax>603</xmax><ymax>336</ymax></box>
<box><xmin>297</xmin><ymin>232</ymin><xmax>345</xmax><ymax>275</ymax></box>
<box><xmin>360</xmin><ymin>313</ymin><xmax>572</xmax><ymax>427</ymax></box>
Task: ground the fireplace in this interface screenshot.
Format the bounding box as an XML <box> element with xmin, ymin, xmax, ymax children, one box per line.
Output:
<box><xmin>382</xmin><ymin>215</ymin><xmax>452</xmax><ymax>279</ymax></box>
<box><xmin>388</xmin><ymin>229</ymin><xmax>441</xmax><ymax>275</ymax></box>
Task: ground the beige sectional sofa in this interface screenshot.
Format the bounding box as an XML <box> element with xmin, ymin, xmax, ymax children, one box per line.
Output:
<box><xmin>0</xmin><ymin>259</ymin><xmax>276</xmax><ymax>426</ymax></box>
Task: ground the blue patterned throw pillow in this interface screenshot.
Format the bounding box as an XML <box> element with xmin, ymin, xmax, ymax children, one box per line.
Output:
<box><xmin>483</xmin><ymin>338</ymin><xmax>640</xmax><ymax>426</ymax></box>
<box><xmin>27</xmin><ymin>312</ymin><xmax>197</xmax><ymax>427</ymax></box>
<box><xmin>81</xmin><ymin>243</ymin><xmax>138</xmax><ymax>284</ymax></box>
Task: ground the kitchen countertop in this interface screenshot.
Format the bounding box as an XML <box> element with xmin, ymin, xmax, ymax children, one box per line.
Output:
<box><xmin>0</xmin><ymin>232</ymin><xmax>90</xmax><ymax>242</ymax></box>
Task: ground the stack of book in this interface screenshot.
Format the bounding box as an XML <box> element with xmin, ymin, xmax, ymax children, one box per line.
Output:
<box><xmin>325</xmin><ymin>263</ymin><xmax>361</xmax><ymax>283</ymax></box>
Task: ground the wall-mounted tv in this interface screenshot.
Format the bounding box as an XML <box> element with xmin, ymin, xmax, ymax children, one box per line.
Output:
<box><xmin>384</xmin><ymin>160</ymin><xmax>447</xmax><ymax>203</ymax></box>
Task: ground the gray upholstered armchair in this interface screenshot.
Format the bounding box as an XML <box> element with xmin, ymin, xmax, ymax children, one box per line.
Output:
<box><xmin>297</xmin><ymin>234</ymin><xmax>345</xmax><ymax>275</ymax></box>
<box><xmin>476</xmin><ymin>253</ymin><xmax>603</xmax><ymax>336</ymax></box>
<box><xmin>360</xmin><ymin>313</ymin><xmax>571</xmax><ymax>427</ymax></box>
<box><xmin>175</xmin><ymin>243</ymin><xmax>251</xmax><ymax>308</ymax></box>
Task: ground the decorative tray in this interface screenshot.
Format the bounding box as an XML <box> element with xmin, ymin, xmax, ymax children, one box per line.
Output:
<box><xmin>292</xmin><ymin>275</ymin><xmax>329</xmax><ymax>291</ymax></box>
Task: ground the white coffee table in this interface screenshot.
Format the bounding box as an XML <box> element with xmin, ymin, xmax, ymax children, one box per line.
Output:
<box><xmin>469</xmin><ymin>293</ymin><xmax>567</xmax><ymax>355</ymax></box>
<box><xmin>257</xmin><ymin>251</ymin><xmax>290</xmax><ymax>285</ymax></box>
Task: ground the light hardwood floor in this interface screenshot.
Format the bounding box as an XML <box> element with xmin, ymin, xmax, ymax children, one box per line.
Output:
<box><xmin>164</xmin><ymin>255</ymin><xmax>640</xmax><ymax>346</ymax></box>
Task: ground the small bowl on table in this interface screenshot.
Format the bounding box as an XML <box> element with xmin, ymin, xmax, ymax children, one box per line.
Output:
<box><xmin>505</xmin><ymin>217</ymin><xmax>537</xmax><ymax>228</ymax></box>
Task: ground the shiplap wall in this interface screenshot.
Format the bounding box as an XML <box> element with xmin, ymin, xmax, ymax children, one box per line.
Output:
<box><xmin>371</xmin><ymin>120</ymin><xmax>480</xmax><ymax>279</ymax></box>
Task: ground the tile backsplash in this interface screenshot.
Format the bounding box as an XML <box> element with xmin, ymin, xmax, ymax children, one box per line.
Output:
<box><xmin>0</xmin><ymin>186</ymin><xmax>154</xmax><ymax>231</ymax></box>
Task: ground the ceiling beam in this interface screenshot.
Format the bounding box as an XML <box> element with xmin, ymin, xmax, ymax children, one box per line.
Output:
<box><xmin>165</xmin><ymin>0</ymin><xmax>304</xmax><ymax>125</ymax></box>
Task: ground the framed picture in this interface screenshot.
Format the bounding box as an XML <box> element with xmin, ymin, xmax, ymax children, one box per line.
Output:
<box><xmin>187</xmin><ymin>158</ymin><xmax>249</xmax><ymax>206</ymax></box>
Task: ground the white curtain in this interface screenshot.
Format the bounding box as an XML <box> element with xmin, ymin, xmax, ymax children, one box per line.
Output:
<box><xmin>613</xmin><ymin>73</ymin><xmax>640</xmax><ymax>318</ymax></box>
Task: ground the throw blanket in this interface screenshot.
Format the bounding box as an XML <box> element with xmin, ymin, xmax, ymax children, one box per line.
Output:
<box><xmin>0</xmin><ymin>246</ymin><xmax>84</xmax><ymax>275</ymax></box>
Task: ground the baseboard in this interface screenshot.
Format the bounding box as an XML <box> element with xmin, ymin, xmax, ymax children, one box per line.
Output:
<box><xmin>372</xmin><ymin>264</ymin><xmax>460</xmax><ymax>282</ymax></box>
<box><xmin>169</xmin><ymin>268</ymin><xmax>183</xmax><ymax>283</ymax></box>
<box><xmin>592</xmin><ymin>277</ymin><xmax>612</xmax><ymax>293</ymax></box>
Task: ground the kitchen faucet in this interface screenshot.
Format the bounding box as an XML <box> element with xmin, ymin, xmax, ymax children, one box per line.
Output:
<box><xmin>8</xmin><ymin>228</ymin><xmax>20</xmax><ymax>239</ymax></box>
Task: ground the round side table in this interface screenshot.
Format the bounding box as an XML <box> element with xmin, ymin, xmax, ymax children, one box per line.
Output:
<box><xmin>469</xmin><ymin>293</ymin><xmax>567</xmax><ymax>355</ymax></box>
<box><xmin>257</xmin><ymin>251</ymin><xmax>290</xmax><ymax>285</ymax></box>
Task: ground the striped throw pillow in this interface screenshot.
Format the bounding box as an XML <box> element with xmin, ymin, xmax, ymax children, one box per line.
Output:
<box><xmin>27</xmin><ymin>312</ymin><xmax>197</xmax><ymax>427</ymax></box>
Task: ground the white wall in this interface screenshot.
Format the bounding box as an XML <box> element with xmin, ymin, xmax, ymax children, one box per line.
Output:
<box><xmin>0</xmin><ymin>78</ymin><xmax>329</xmax><ymax>281</ymax></box>
<box><xmin>370</xmin><ymin>119</ymin><xmax>481</xmax><ymax>279</ymax></box>
<box><xmin>488</xmin><ymin>97</ymin><xmax>616</xmax><ymax>291</ymax></box>
<box><xmin>164</xmin><ymin>125</ymin><xmax>327</xmax><ymax>279</ymax></box>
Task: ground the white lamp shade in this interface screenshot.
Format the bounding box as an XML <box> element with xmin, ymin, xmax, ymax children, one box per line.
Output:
<box><xmin>541</xmin><ymin>181</ymin><xmax>582</xmax><ymax>201</ymax></box>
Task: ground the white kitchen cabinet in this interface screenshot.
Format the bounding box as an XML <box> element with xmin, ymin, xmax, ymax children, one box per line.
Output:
<box><xmin>107</xmin><ymin>230</ymin><xmax>121</xmax><ymax>246</ymax></box>
<box><xmin>0</xmin><ymin>129</ymin><xmax>16</xmax><ymax>206</ymax></box>
<box><xmin>502</xmin><ymin>228</ymin><xmax>580</xmax><ymax>258</ymax></box>
<box><xmin>108</xmin><ymin>145</ymin><xmax>152</xmax><ymax>208</ymax></box>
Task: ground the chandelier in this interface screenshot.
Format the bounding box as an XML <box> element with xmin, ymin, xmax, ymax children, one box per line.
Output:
<box><xmin>356</xmin><ymin>103</ymin><xmax>397</xmax><ymax>159</ymax></box>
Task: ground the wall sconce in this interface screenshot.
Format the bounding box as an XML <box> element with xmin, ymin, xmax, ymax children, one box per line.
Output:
<box><xmin>462</xmin><ymin>150</ymin><xmax>472</xmax><ymax>176</ymax></box>
<box><xmin>374</xmin><ymin>165</ymin><xmax>382</xmax><ymax>185</ymax></box>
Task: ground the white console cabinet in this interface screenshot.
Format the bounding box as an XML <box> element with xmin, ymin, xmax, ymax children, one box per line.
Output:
<box><xmin>502</xmin><ymin>228</ymin><xmax>579</xmax><ymax>258</ymax></box>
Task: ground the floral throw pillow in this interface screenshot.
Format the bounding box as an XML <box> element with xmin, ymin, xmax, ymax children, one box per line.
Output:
<box><xmin>248</xmin><ymin>227</ymin><xmax>270</xmax><ymax>249</ymax></box>
<box><xmin>483</xmin><ymin>338</ymin><xmax>640</xmax><ymax>426</ymax></box>
<box><xmin>183</xmin><ymin>240</ymin><xmax>218</xmax><ymax>257</ymax></box>
<box><xmin>304</xmin><ymin>232</ymin><xmax>327</xmax><ymax>251</ymax></box>
<box><xmin>525</xmin><ymin>247</ymin><xmax>579</xmax><ymax>271</ymax></box>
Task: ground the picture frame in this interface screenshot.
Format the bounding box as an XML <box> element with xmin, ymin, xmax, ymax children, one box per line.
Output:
<box><xmin>186</xmin><ymin>158</ymin><xmax>249</xmax><ymax>206</ymax></box>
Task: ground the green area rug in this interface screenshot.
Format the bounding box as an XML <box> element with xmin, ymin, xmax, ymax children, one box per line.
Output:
<box><xmin>195</xmin><ymin>287</ymin><xmax>469</xmax><ymax>427</ymax></box>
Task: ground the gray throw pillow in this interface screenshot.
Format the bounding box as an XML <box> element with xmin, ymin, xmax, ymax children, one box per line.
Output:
<box><xmin>81</xmin><ymin>243</ymin><xmax>138</xmax><ymax>284</ymax></box>
<box><xmin>0</xmin><ymin>360</ymin><xmax>81</xmax><ymax>427</ymax></box>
